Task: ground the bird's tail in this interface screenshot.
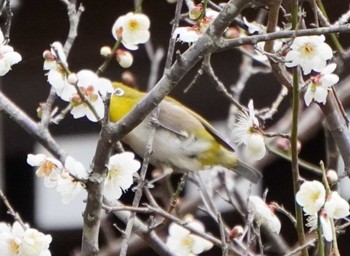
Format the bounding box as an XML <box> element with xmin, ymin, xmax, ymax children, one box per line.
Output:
<box><xmin>232</xmin><ymin>160</ymin><xmax>262</xmax><ymax>183</ymax></box>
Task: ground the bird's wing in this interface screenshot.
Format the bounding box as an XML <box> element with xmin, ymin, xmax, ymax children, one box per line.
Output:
<box><xmin>158</xmin><ymin>98</ymin><xmax>235</xmax><ymax>151</ymax></box>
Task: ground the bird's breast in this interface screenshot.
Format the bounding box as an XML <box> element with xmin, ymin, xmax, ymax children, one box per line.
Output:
<box><xmin>122</xmin><ymin>120</ymin><xmax>211</xmax><ymax>172</ymax></box>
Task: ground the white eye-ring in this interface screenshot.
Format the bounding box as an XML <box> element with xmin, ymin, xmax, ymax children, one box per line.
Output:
<box><xmin>114</xmin><ymin>88</ymin><xmax>124</xmax><ymax>96</ymax></box>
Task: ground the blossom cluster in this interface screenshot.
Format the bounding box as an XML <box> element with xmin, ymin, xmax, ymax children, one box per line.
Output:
<box><xmin>44</xmin><ymin>42</ymin><xmax>114</xmax><ymax>122</ymax></box>
<box><xmin>27</xmin><ymin>152</ymin><xmax>140</xmax><ymax>204</ymax></box>
<box><xmin>296</xmin><ymin>180</ymin><xmax>350</xmax><ymax>241</ymax></box>
<box><xmin>284</xmin><ymin>35</ymin><xmax>339</xmax><ymax>106</ymax></box>
<box><xmin>172</xmin><ymin>4</ymin><xmax>219</xmax><ymax>44</ymax></box>
<box><xmin>0</xmin><ymin>221</ymin><xmax>52</xmax><ymax>256</ymax></box>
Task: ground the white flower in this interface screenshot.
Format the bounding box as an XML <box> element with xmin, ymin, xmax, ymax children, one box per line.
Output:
<box><xmin>56</xmin><ymin>171</ymin><xmax>84</xmax><ymax>204</ymax></box>
<box><xmin>304</xmin><ymin>63</ymin><xmax>339</xmax><ymax>106</ymax></box>
<box><xmin>27</xmin><ymin>154</ymin><xmax>62</xmax><ymax>188</ymax></box>
<box><xmin>296</xmin><ymin>180</ymin><xmax>326</xmax><ymax>215</ymax></box>
<box><xmin>166</xmin><ymin>215</ymin><xmax>213</xmax><ymax>256</ymax></box>
<box><xmin>47</xmin><ymin>69</ymin><xmax>76</xmax><ymax>101</ymax></box>
<box><xmin>0</xmin><ymin>29</ymin><xmax>21</xmax><ymax>76</ymax></box>
<box><xmin>69</xmin><ymin>70</ymin><xmax>113</xmax><ymax>122</ymax></box>
<box><xmin>112</xmin><ymin>12</ymin><xmax>150</xmax><ymax>50</ymax></box>
<box><xmin>324</xmin><ymin>191</ymin><xmax>350</xmax><ymax>219</ymax></box>
<box><xmin>285</xmin><ymin>35</ymin><xmax>333</xmax><ymax>75</ymax></box>
<box><xmin>104</xmin><ymin>152</ymin><xmax>141</xmax><ymax>202</ymax></box>
<box><xmin>0</xmin><ymin>221</ymin><xmax>25</xmax><ymax>256</ymax></box>
<box><xmin>0</xmin><ymin>222</ymin><xmax>52</xmax><ymax>256</ymax></box>
<box><xmin>56</xmin><ymin>156</ymin><xmax>88</xmax><ymax>204</ymax></box>
<box><xmin>232</xmin><ymin>100</ymin><xmax>266</xmax><ymax>160</ymax></box>
<box><xmin>248</xmin><ymin>196</ymin><xmax>281</xmax><ymax>233</ymax></box>
<box><xmin>64</xmin><ymin>155</ymin><xmax>89</xmax><ymax>179</ymax></box>
<box><xmin>19</xmin><ymin>228</ymin><xmax>52</xmax><ymax>256</ymax></box>
<box><xmin>44</xmin><ymin>42</ymin><xmax>76</xmax><ymax>101</ymax></box>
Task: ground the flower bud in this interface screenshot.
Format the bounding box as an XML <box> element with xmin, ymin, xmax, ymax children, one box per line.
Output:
<box><xmin>43</xmin><ymin>50</ymin><xmax>55</xmax><ymax>60</ymax></box>
<box><xmin>36</xmin><ymin>104</ymin><xmax>43</xmax><ymax>119</ymax></box>
<box><xmin>100</xmin><ymin>46</ymin><xmax>112</xmax><ymax>58</ymax></box>
<box><xmin>189</xmin><ymin>4</ymin><xmax>203</xmax><ymax>20</ymax></box>
<box><xmin>121</xmin><ymin>71</ymin><xmax>136</xmax><ymax>86</ymax></box>
<box><xmin>116</xmin><ymin>49</ymin><xmax>133</xmax><ymax>68</ymax></box>
<box><xmin>326</xmin><ymin>169</ymin><xmax>338</xmax><ymax>184</ymax></box>
<box><xmin>229</xmin><ymin>225</ymin><xmax>243</xmax><ymax>240</ymax></box>
<box><xmin>224</xmin><ymin>27</ymin><xmax>240</xmax><ymax>39</ymax></box>
<box><xmin>67</xmin><ymin>73</ymin><xmax>78</xmax><ymax>85</ymax></box>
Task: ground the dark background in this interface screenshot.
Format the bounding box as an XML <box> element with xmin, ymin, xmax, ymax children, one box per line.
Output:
<box><xmin>0</xmin><ymin>0</ymin><xmax>349</xmax><ymax>255</ymax></box>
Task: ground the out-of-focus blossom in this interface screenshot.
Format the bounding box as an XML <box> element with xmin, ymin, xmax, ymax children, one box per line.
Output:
<box><xmin>27</xmin><ymin>154</ymin><xmax>62</xmax><ymax>188</ymax></box>
<box><xmin>56</xmin><ymin>156</ymin><xmax>88</xmax><ymax>204</ymax></box>
<box><xmin>0</xmin><ymin>221</ymin><xmax>52</xmax><ymax>256</ymax></box>
<box><xmin>248</xmin><ymin>196</ymin><xmax>281</xmax><ymax>233</ymax></box>
<box><xmin>0</xmin><ymin>29</ymin><xmax>21</xmax><ymax>76</ymax></box>
<box><xmin>20</xmin><ymin>228</ymin><xmax>52</xmax><ymax>256</ymax></box>
<box><xmin>166</xmin><ymin>215</ymin><xmax>213</xmax><ymax>256</ymax></box>
<box><xmin>324</xmin><ymin>191</ymin><xmax>350</xmax><ymax>219</ymax></box>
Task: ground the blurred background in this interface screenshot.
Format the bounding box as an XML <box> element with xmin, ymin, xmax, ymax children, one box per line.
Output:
<box><xmin>0</xmin><ymin>0</ymin><xmax>350</xmax><ymax>255</ymax></box>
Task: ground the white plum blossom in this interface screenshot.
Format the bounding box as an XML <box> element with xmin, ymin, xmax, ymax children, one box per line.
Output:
<box><xmin>296</xmin><ymin>180</ymin><xmax>326</xmax><ymax>215</ymax></box>
<box><xmin>0</xmin><ymin>29</ymin><xmax>21</xmax><ymax>76</ymax></box>
<box><xmin>166</xmin><ymin>215</ymin><xmax>213</xmax><ymax>256</ymax></box>
<box><xmin>0</xmin><ymin>221</ymin><xmax>52</xmax><ymax>256</ymax></box>
<box><xmin>248</xmin><ymin>196</ymin><xmax>281</xmax><ymax>233</ymax></box>
<box><xmin>56</xmin><ymin>156</ymin><xmax>88</xmax><ymax>204</ymax></box>
<box><xmin>44</xmin><ymin>42</ymin><xmax>76</xmax><ymax>101</ymax></box>
<box><xmin>324</xmin><ymin>191</ymin><xmax>350</xmax><ymax>219</ymax></box>
<box><xmin>112</xmin><ymin>12</ymin><xmax>150</xmax><ymax>50</ymax></box>
<box><xmin>232</xmin><ymin>100</ymin><xmax>266</xmax><ymax>160</ymax></box>
<box><xmin>304</xmin><ymin>63</ymin><xmax>339</xmax><ymax>106</ymax></box>
<box><xmin>285</xmin><ymin>35</ymin><xmax>333</xmax><ymax>75</ymax></box>
<box><xmin>69</xmin><ymin>70</ymin><xmax>113</xmax><ymax>122</ymax></box>
<box><xmin>104</xmin><ymin>152</ymin><xmax>141</xmax><ymax>203</ymax></box>
<box><xmin>26</xmin><ymin>153</ymin><xmax>62</xmax><ymax>188</ymax></box>
<box><xmin>19</xmin><ymin>228</ymin><xmax>52</xmax><ymax>256</ymax></box>
<box><xmin>0</xmin><ymin>221</ymin><xmax>25</xmax><ymax>255</ymax></box>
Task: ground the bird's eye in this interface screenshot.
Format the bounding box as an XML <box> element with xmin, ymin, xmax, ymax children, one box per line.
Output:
<box><xmin>114</xmin><ymin>88</ymin><xmax>124</xmax><ymax>96</ymax></box>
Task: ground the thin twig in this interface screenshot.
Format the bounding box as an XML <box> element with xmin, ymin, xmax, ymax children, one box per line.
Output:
<box><xmin>0</xmin><ymin>189</ymin><xmax>25</xmax><ymax>227</ymax></box>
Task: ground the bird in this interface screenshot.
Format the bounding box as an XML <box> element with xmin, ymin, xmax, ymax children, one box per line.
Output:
<box><xmin>109</xmin><ymin>82</ymin><xmax>262</xmax><ymax>183</ymax></box>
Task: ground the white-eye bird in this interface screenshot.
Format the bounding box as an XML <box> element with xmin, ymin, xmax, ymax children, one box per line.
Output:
<box><xmin>109</xmin><ymin>82</ymin><xmax>262</xmax><ymax>183</ymax></box>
